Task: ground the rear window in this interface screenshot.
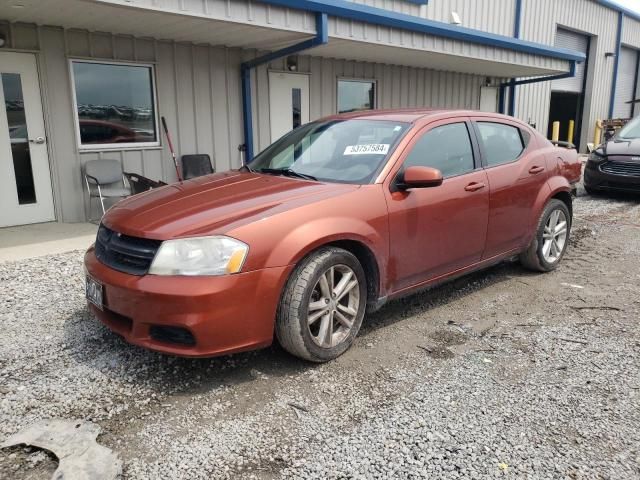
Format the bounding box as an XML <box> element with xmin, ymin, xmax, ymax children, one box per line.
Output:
<box><xmin>477</xmin><ymin>122</ymin><xmax>525</xmax><ymax>167</ymax></box>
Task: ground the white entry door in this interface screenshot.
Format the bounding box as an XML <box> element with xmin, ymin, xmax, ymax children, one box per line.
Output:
<box><xmin>479</xmin><ymin>86</ymin><xmax>498</xmax><ymax>113</ymax></box>
<box><xmin>0</xmin><ymin>52</ymin><xmax>55</xmax><ymax>227</ymax></box>
<box><xmin>268</xmin><ymin>71</ymin><xmax>310</xmax><ymax>143</ymax></box>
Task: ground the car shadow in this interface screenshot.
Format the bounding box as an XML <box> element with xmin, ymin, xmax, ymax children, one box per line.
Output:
<box><xmin>359</xmin><ymin>259</ymin><xmax>528</xmax><ymax>338</ymax></box>
<box><xmin>62</xmin><ymin>259</ymin><xmax>536</xmax><ymax>397</ymax></box>
<box><xmin>61</xmin><ymin>307</ymin><xmax>309</xmax><ymax>397</ymax></box>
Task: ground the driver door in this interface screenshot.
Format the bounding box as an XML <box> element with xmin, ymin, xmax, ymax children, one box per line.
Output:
<box><xmin>385</xmin><ymin>119</ymin><xmax>490</xmax><ymax>293</ymax></box>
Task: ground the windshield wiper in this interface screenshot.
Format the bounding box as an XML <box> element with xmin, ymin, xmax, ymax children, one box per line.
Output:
<box><xmin>257</xmin><ymin>168</ymin><xmax>317</xmax><ymax>181</ymax></box>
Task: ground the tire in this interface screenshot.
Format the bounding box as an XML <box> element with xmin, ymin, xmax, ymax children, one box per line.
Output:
<box><xmin>276</xmin><ymin>247</ymin><xmax>367</xmax><ymax>362</ymax></box>
<box><xmin>584</xmin><ymin>185</ymin><xmax>599</xmax><ymax>196</ymax></box>
<box><xmin>520</xmin><ymin>199</ymin><xmax>571</xmax><ymax>272</ymax></box>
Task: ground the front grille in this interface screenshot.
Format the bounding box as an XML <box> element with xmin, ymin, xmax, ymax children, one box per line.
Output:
<box><xmin>600</xmin><ymin>160</ymin><xmax>640</xmax><ymax>177</ymax></box>
<box><xmin>95</xmin><ymin>225</ymin><xmax>162</xmax><ymax>275</ymax></box>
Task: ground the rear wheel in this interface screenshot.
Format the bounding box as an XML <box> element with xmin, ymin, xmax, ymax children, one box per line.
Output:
<box><xmin>276</xmin><ymin>247</ymin><xmax>367</xmax><ymax>362</ymax></box>
<box><xmin>520</xmin><ymin>199</ymin><xmax>571</xmax><ymax>272</ymax></box>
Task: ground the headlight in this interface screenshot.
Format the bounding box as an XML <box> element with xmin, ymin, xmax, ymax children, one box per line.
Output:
<box><xmin>588</xmin><ymin>149</ymin><xmax>606</xmax><ymax>164</ymax></box>
<box><xmin>148</xmin><ymin>236</ymin><xmax>248</xmax><ymax>276</ymax></box>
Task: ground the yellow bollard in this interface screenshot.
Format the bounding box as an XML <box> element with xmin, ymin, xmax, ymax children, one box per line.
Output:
<box><xmin>594</xmin><ymin>120</ymin><xmax>602</xmax><ymax>146</ymax></box>
<box><xmin>551</xmin><ymin>121</ymin><xmax>560</xmax><ymax>142</ymax></box>
<box><xmin>567</xmin><ymin>120</ymin><xmax>575</xmax><ymax>145</ymax></box>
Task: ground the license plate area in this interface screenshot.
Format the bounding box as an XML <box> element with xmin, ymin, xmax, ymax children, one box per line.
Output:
<box><xmin>86</xmin><ymin>276</ymin><xmax>103</xmax><ymax>310</ymax></box>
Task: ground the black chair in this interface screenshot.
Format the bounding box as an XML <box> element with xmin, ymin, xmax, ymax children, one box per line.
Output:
<box><xmin>181</xmin><ymin>154</ymin><xmax>214</xmax><ymax>180</ymax></box>
<box><xmin>123</xmin><ymin>172</ymin><xmax>167</xmax><ymax>194</ymax></box>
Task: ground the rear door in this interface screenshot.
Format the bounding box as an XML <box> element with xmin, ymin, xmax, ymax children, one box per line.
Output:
<box><xmin>385</xmin><ymin>119</ymin><xmax>489</xmax><ymax>292</ymax></box>
<box><xmin>471</xmin><ymin>118</ymin><xmax>549</xmax><ymax>259</ymax></box>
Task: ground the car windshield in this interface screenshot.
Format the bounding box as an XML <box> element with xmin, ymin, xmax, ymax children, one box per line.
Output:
<box><xmin>249</xmin><ymin>119</ymin><xmax>410</xmax><ymax>184</ymax></box>
<box><xmin>617</xmin><ymin>116</ymin><xmax>640</xmax><ymax>140</ymax></box>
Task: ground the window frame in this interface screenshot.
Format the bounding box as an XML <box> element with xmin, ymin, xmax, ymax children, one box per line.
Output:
<box><xmin>472</xmin><ymin>120</ymin><xmax>529</xmax><ymax>169</ymax></box>
<box><xmin>68</xmin><ymin>59</ymin><xmax>161</xmax><ymax>151</ymax></box>
<box><xmin>336</xmin><ymin>77</ymin><xmax>378</xmax><ymax>114</ymax></box>
<box><xmin>395</xmin><ymin>119</ymin><xmax>481</xmax><ymax>182</ymax></box>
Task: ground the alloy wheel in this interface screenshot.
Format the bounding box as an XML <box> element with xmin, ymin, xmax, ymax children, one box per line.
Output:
<box><xmin>307</xmin><ymin>264</ymin><xmax>360</xmax><ymax>348</ymax></box>
<box><xmin>542</xmin><ymin>209</ymin><xmax>568</xmax><ymax>263</ymax></box>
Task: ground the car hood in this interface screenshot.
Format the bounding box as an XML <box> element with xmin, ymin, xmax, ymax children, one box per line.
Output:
<box><xmin>103</xmin><ymin>171</ymin><xmax>359</xmax><ymax>239</ymax></box>
<box><xmin>603</xmin><ymin>137</ymin><xmax>640</xmax><ymax>157</ymax></box>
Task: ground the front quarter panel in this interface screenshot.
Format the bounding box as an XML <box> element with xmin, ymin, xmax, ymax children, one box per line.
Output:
<box><xmin>228</xmin><ymin>184</ymin><xmax>390</xmax><ymax>290</ymax></box>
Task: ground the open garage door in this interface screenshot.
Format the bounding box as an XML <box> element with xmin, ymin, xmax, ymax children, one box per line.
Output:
<box><xmin>548</xmin><ymin>28</ymin><xmax>590</xmax><ymax>147</ymax></box>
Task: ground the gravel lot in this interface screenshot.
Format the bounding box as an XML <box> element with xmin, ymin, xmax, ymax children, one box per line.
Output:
<box><xmin>1</xmin><ymin>189</ymin><xmax>640</xmax><ymax>479</ymax></box>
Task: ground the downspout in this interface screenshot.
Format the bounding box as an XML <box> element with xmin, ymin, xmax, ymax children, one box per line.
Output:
<box><xmin>499</xmin><ymin>61</ymin><xmax>577</xmax><ymax>114</ymax></box>
<box><xmin>608</xmin><ymin>11</ymin><xmax>623</xmax><ymax>119</ymax></box>
<box><xmin>240</xmin><ymin>12</ymin><xmax>328</xmax><ymax>163</ymax></box>
<box><xmin>507</xmin><ymin>0</ymin><xmax>523</xmax><ymax>116</ymax></box>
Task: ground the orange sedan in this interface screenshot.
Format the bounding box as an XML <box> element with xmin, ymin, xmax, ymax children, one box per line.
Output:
<box><xmin>84</xmin><ymin>109</ymin><xmax>581</xmax><ymax>362</ymax></box>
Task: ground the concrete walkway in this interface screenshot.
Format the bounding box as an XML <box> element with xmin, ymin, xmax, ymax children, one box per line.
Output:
<box><xmin>0</xmin><ymin>222</ymin><xmax>97</xmax><ymax>263</ymax></box>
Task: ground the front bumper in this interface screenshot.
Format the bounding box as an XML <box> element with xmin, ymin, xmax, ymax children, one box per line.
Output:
<box><xmin>84</xmin><ymin>247</ymin><xmax>291</xmax><ymax>357</ymax></box>
<box><xmin>584</xmin><ymin>161</ymin><xmax>640</xmax><ymax>192</ymax></box>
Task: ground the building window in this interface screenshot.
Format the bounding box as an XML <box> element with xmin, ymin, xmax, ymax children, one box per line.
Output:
<box><xmin>337</xmin><ymin>79</ymin><xmax>376</xmax><ymax>114</ymax></box>
<box><xmin>70</xmin><ymin>61</ymin><xmax>159</xmax><ymax>149</ymax></box>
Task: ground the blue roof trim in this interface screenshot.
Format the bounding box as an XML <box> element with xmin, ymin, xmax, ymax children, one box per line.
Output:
<box><xmin>260</xmin><ymin>0</ymin><xmax>586</xmax><ymax>63</ymax></box>
<box><xmin>595</xmin><ymin>0</ymin><xmax>640</xmax><ymax>23</ymax></box>
<box><xmin>404</xmin><ymin>0</ymin><xmax>429</xmax><ymax>4</ymax></box>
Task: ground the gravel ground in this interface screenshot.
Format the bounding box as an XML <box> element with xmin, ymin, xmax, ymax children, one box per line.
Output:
<box><xmin>1</xmin><ymin>189</ymin><xmax>640</xmax><ymax>479</ymax></box>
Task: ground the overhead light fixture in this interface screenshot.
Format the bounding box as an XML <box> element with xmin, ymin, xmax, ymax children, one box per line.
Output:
<box><xmin>286</xmin><ymin>55</ymin><xmax>298</xmax><ymax>72</ymax></box>
<box><xmin>450</xmin><ymin>11</ymin><xmax>462</xmax><ymax>25</ymax></box>
<box><xmin>11</xmin><ymin>3</ymin><xmax>25</xmax><ymax>8</ymax></box>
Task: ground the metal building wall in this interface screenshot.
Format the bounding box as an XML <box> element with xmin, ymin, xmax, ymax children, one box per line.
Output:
<box><xmin>250</xmin><ymin>54</ymin><xmax>499</xmax><ymax>152</ymax></box>
<box><xmin>623</xmin><ymin>13</ymin><xmax>640</xmax><ymax>47</ymax></box>
<box><xmin>515</xmin><ymin>0</ymin><xmax>639</xmax><ymax>148</ymax></box>
<box><xmin>2</xmin><ymin>22</ymin><xmax>245</xmax><ymax>223</ymax></box>
<box><xmin>346</xmin><ymin>0</ymin><xmax>515</xmax><ymax>36</ymax></box>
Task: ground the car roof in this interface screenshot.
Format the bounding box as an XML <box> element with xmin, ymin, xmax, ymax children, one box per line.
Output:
<box><xmin>322</xmin><ymin>108</ymin><xmax>520</xmax><ymax>125</ymax></box>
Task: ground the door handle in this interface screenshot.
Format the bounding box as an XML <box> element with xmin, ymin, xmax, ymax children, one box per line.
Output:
<box><xmin>464</xmin><ymin>182</ymin><xmax>486</xmax><ymax>192</ymax></box>
<box><xmin>529</xmin><ymin>165</ymin><xmax>545</xmax><ymax>174</ymax></box>
<box><xmin>29</xmin><ymin>136</ymin><xmax>46</xmax><ymax>144</ymax></box>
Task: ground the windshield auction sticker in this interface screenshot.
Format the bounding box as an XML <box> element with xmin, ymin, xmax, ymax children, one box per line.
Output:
<box><xmin>344</xmin><ymin>144</ymin><xmax>390</xmax><ymax>155</ymax></box>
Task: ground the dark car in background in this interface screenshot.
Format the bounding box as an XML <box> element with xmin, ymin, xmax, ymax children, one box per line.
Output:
<box><xmin>585</xmin><ymin>116</ymin><xmax>640</xmax><ymax>194</ymax></box>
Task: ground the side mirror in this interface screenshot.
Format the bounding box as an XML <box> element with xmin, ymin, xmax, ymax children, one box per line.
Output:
<box><xmin>398</xmin><ymin>166</ymin><xmax>443</xmax><ymax>190</ymax></box>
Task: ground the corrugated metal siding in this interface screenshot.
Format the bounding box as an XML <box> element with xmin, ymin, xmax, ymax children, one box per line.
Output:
<box><xmin>516</xmin><ymin>0</ymin><xmax>620</xmax><ymax>149</ymax></box>
<box><xmin>613</xmin><ymin>46</ymin><xmax>638</xmax><ymax>119</ymax></box>
<box><xmin>345</xmin><ymin>0</ymin><xmax>515</xmax><ymax>35</ymax></box>
<box><xmin>327</xmin><ymin>17</ymin><xmax>565</xmax><ymax>77</ymax></box>
<box><xmin>6</xmin><ymin>22</ymin><xmax>245</xmax><ymax>222</ymax></box>
<box><xmin>250</xmin><ymin>52</ymin><xmax>499</xmax><ymax>151</ymax></box>
<box><xmin>622</xmin><ymin>15</ymin><xmax>640</xmax><ymax>49</ymax></box>
<box><xmin>95</xmin><ymin>0</ymin><xmax>316</xmax><ymax>36</ymax></box>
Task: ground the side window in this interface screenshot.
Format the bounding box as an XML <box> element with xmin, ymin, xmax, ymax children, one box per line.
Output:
<box><xmin>404</xmin><ymin>122</ymin><xmax>475</xmax><ymax>178</ymax></box>
<box><xmin>477</xmin><ymin>122</ymin><xmax>525</xmax><ymax>167</ymax></box>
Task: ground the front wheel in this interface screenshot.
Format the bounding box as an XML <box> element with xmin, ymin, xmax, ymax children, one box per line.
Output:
<box><xmin>276</xmin><ymin>247</ymin><xmax>367</xmax><ymax>362</ymax></box>
<box><xmin>520</xmin><ymin>199</ymin><xmax>571</xmax><ymax>272</ymax></box>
